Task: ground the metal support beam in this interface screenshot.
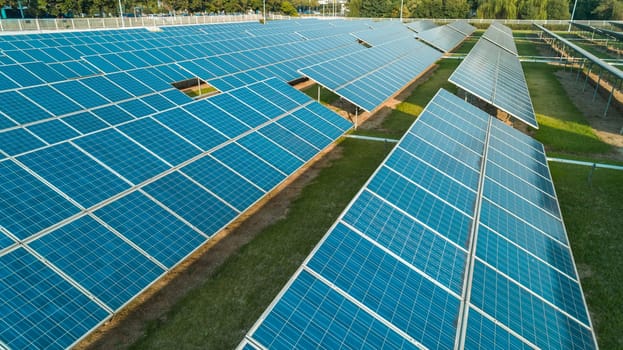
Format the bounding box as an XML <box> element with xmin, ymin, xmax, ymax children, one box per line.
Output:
<box><xmin>603</xmin><ymin>80</ymin><xmax>617</xmax><ymax>118</ymax></box>
<box><xmin>583</xmin><ymin>64</ymin><xmax>593</xmax><ymax>92</ymax></box>
<box><xmin>593</xmin><ymin>69</ymin><xmax>602</xmax><ymax>102</ymax></box>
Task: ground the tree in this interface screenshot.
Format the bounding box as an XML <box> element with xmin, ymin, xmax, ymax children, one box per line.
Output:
<box><xmin>546</xmin><ymin>0</ymin><xmax>569</xmax><ymax>19</ymax></box>
<box><xmin>592</xmin><ymin>0</ymin><xmax>623</xmax><ymax>20</ymax></box>
<box><xmin>347</xmin><ymin>0</ymin><xmax>362</xmax><ymax>17</ymax></box>
<box><xmin>476</xmin><ymin>0</ymin><xmax>518</xmax><ymax>19</ymax></box>
<box><xmin>359</xmin><ymin>0</ymin><xmax>392</xmax><ymax>17</ymax></box>
<box><xmin>443</xmin><ymin>0</ymin><xmax>470</xmax><ymax>17</ymax></box>
<box><xmin>281</xmin><ymin>0</ymin><xmax>297</xmax><ymax>15</ymax></box>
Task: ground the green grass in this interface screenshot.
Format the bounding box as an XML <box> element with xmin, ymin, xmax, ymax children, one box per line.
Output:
<box><xmin>184</xmin><ymin>86</ymin><xmax>218</xmax><ymax>98</ymax></box>
<box><xmin>130</xmin><ymin>138</ymin><xmax>392</xmax><ymax>349</ymax></box>
<box><xmin>523</xmin><ymin>62</ymin><xmax>612</xmax><ymax>155</ymax></box>
<box><xmin>353</xmin><ymin>59</ymin><xmax>459</xmax><ymax>139</ymax></box>
<box><xmin>301</xmin><ymin>83</ymin><xmax>340</xmax><ymax>105</ymax></box>
<box><xmin>550</xmin><ymin>163</ymin><xmax>623</xmax><ymax>349</ymax></box>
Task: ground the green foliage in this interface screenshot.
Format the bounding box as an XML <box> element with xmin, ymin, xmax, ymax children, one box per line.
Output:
<box><xmin>280</xmin><ymin>0</ymin><xmax>297</xmax><ymax>15</ymax></box>
<box><xmin>592</xmin><ymin>0</ymin><xmax>623</xmax><ymax>20</ymax></box>
<box><xmin>523</xmin><ymin>62</ymin><xmax>612</xmax><ymax>155</ymax></box>
<box><xmin>550</xmin><ymin>163</ymin><xmax>623</xmax><ymax>349</ymax></box>
<box><xmin>477</xmin><ymin>0</ymin><xmax>569</xmax><ymax>19</ymax></box>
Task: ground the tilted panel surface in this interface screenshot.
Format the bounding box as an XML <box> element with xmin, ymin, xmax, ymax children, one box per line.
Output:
<box><xmin>242</xmin><ymin>88</ymin><xmax>596</xmax><ymax>349</ymax></box>
<box><xmin>448</xmin><ymin>37</ymin><xmax>538</xmax><ymax>128</ymax></box>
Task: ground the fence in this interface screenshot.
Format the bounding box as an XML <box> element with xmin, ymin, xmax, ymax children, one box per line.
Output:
<box><xmin>0</xmin><ymin>14</ymin><xmax>266</xmax><ymax>32</ymax></box>
<box><xmin>0</xmin><ymin>15</ymin><xmax>615</xmax><ymax>33</ymax></box>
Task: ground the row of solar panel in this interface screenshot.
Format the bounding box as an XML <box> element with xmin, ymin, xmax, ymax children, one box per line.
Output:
<box><xmin>482</xmin><ymin>22</ymin><xmax>518</xmax><ymax>55</ymax></box>
<box><xmin>0</xmin><ymin>78</ymin><xmax>352</xmax><ymax>350</ymax></box>
<box><xmin>241</xmin><ymin>89</ymin><xmax>596</xmax><ymax>349</ymax></box>
<box><xmin>417</xmin><ymin>21</ymin><xmax>476</xmax><ymax>52</ymax></box>
<box><xmin>0</xmin><ymin>31</ymin><xmax>358</xmax><ymax>91</ymax></box>
<box><xmin>449</xmin><ymin>36</ymin><xmax>538</xmax><ymax>128</ymax></box>
<box><xmin>300</xmin><ymin>38</ymin><xmax>442</xmax><ymax>111</ymax></box>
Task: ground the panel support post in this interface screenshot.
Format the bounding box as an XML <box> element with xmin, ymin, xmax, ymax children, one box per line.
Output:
<box><xmin>583</xmin><ymin>64</ymin><xmax>592</xmax><ymax>92</ymax></box>
<box><xmin>317</xmin><ymin>85</ymin><xmax>320</xmax><ymax>103</ymax></box>
<box><xmin>603</xmin><ymin>80</ymin><xmax>617</xmax><ymax>118</ymax></box>
<box><xmin>593</xmin><ymin>70</ymin><xmax>602</xmax><ymax>102</ymax></box>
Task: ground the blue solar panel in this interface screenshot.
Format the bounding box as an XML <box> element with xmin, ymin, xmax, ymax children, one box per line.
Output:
<box><xmin>181</xmin><ymin>155</ymin><xmax>265</xmax><ymax>212</ymax></box>
<box><xmin>118</xmin><ymin>98</ymin><xmax>157</xmax><ymax>118</ymax></box>
<box><xmin>238</xmin><ymin>132</ymin><xmax>303</xmax><ymax>174</ymax></box>
<box><xmin>0</xmin><ymin>160</ymin><xmax>79</xmax><ymax>240</ymax></box>
<box><xmin>243</xmin><ymin>88</ymin><xmax>597</xmax><ymax>349</ymax></box>
<box><xmin>26</xmin><ymin>119</ymin><xmax>80</xmax><ymax>144</ymax></box>
<box><xmin>91</xmin><ymin>104</ymin><xmax>134</xmax><ymax>125</ymax></box>
<box><xmin>118</xmin><ymin>117</ymin><xmax>201</xmax><ymax>166</ymax></box>
<box><xmin>94</xmin><ymin>191</ymin><xmax>207</xmax><ymax>269</ymax></box>
<box><xmin>208</xmin><ymin>93</ymin><xmax>270</xmax><ymax>128</ymax></box>
<box><xmin>0</xmin><ymin>64</ymin><xmax>44</xmax><ymax>87</ymax></box>
<box><xmin>51</xmin><ymin>80</ymin><xmax>109</xmax><ymax>109</ymax></box>
<box><xmin>29</xmin><ymin>216</ymin><xmax>165</xmax><ymax>310</ymax></box>
<box><xmin>154</xmin><ymin>107</ymin><xmax>229</xmax><ymax>151</ymax></box>
<box><xmin>464</xmin><ymin>309</ymin><xmax>533</xmax><ymax>350</ymax></box>
<box><xmin>276</xmin><ymin>115</ymin><xmax>333</xmax><ymax>150</ymax></box>
<box><xmin>143</xmin><ymin>171</ymin><xmax>238</xmax><ymax>236</ymax></box>
<box><xmin>212</xmin><ymin>143</ymin><xmax>285</xmax><ymax>192</ymax></box>
<box><xmin>257</xmin><ymin>123</ymin><xmax>319</xmax><ymax>161</ymax></box>
<box><xmin>140</xmin><ymin>93</ymin><xmax>176</xmax><ymax>111</ymax></box>
<box><xmin>19</xmin><ymin>85</ymin><xmax>80</xmax><ymax>117</ymax></box>
<box><xmin>251</xmin><ymin>270</ymin><xmax>420</xmax><ymax>350</ymax></box>
<box><xmin>0</xmin><ymin>128</ymin><xmax>46</xmax><ymax>155</ymax></box>
<box><xmin>0</xmin><ymin>247</ymin><xmax>109</xmax><ymax>350</ymax></box>
<box><xmin>107</xmin><ymin>72</ymin><xmax>154</xmax><ymax>96</ymax></box>
<box><xmin>185</xmin><ymin>100</ymin><xmax>248</xmax><ymax>136</ymax></box>
<box><xmin>343</xmin><ymin>191</ymin><xmax>467</xmax><ymax>293</ymax></box>
<box><xmin>22</xmin><ymin>62</ymin><xmax>65</xmax><ymax>83</ymax></box>
<box><xmin>0</xmin><ymin>91</ymin><xmax>53</xmax><ymax>124</ymax></box>
<box><xmin>61</xmin><ymin>112</ymin><xmax>108</xmax><ymax>134</ymax></box>
<box><xmin>449</xmin><ymin>38</ymin><xmax>538</xmax><ymax>128</ymax></box>
<box><xmin>18</xmin><ymin>143</ymin><xmax>130</xmax><ymax>208</ymax></box>
<box><xmin>81</xmin><ymin>76</ymin><xmax>133</xmax><ymax>102</ymax></box>
<box><xmin>74</xmin><ymin>129</ymin><xmax>169</xmax><ymax>185</ymax></box>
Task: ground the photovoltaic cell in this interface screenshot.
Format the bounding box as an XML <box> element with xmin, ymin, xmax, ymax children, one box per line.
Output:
<box><xmin>94</xmin><ymin>191</ymin><xmax>206</xmax><ymax>269</ymax></box>
<box><xmin>143</xmin><ymin>171</ymin><xmax>238</xmax><ymax>236</ymax></box>
<box><xmin>0</xmin><ymin>248</ymin><xmax>109</xmax><ymax>350</ymax></box>
<box><xmin>242</xmin><ymin>88</ymin><xmax>597</xmax><ymax>350</ymax></box>
<box><xmin>18</xmin><ymin>143</ymin><xmax>130</xmax><ymax>208</ymax></box>
<box><xmin>449</xmin><ymin>37</ymin><xmax>537</xmax><ymax>128</ymax></box>
<box><xmin>29</xmin><ymin>215</ymin><xmax>165</xmax><ymax>311</ymax></box>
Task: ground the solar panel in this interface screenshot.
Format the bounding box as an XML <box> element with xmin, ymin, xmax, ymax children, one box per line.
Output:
<box><xmin>449</xmin><ymin>38</ymin><xmax>538</xmax><ymax>128</ymax></box>
<box><xmin>417</xmin><ymin>22</ymin><xmax>474</xmax><ymax>52</ymax></box>
<box><xmin>242</xmin><ymin>88</ymin><xmax>597</xmax><ymax>349</ymax></box>
<box><xmin>405</xmin><ymin>20</ymin><xmax>438</xmax><ymax>33</ymax></box>
<box><xmin>300</xmin><ymin>38</ymin><xmax>442</xmax><ymax>112</ymax></box>
<box><xmin>1</xmin><ymin>75</ymin><xmax>351</xmax><ymax>348</ymax></box>
<box><xmin>482</xmin><ymin>22</ymin><xmax>518</xmax><ymax>55</ymax></box>
<box><xmin>447</xmin><ymin>20</ymin><xmax>477</xmax><ymax>36</ymax></box>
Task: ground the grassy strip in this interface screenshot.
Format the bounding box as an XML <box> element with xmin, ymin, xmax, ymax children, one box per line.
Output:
<box><xmin>523</xmin><ymin>62</ymin><xmax>612</xmax><ymax>155</ymax></box>
<box><xmin>352</xmin><ymin>59</ymin><xmax>459</xmax><ymax>139</ymax></box>
<box><xmin>550</xmin><ymin>163</ymin><xmax>623</xmax><ymax>349</ymax></box>
<box><xmin>301</xmin><ymin>83</ymin><xmax>340</xmax><ymax>105</ymax></box>
<box><xmin>130</xmin><ymin>138</ymin><xmax>391</xmax><ymax>349</ymax></box>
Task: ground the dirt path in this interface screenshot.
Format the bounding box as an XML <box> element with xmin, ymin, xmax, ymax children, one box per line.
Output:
<box><xmin>76</xmin><ymin>145</ymin><xmax>342</xmax><ymax>350</ymax></box>
<box><xmin>554</xmin><ymin>70</ymin><xmax>623</xmax><ymax>161</ymax></box>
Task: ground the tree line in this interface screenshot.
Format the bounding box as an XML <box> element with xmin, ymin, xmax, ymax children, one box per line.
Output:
<box><xmin>4</xmin><ymin>0</ymin><xmax>622</xmax><ymax>20</ymax></box>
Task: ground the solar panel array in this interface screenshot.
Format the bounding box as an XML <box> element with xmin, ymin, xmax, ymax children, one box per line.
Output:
<box><xmin>406</xmin><ymin>20</ymin><xmax>438</xmax><ymax>33</ymax></box>
<box><xmin>241</xmin><ymin>88</ymin><xmax>597</xmax><ymax>350</ymax></box>
<box><xmin>417</xmin><ymin>21</ymin><xmax>476</xmax><ymax>53</ymax></box>
<box><xmin>299</xmin><ymin>37</ymin><xmax>442</xmax><ymax>112</ymax></box>
<box><xmin>0</xmin><ymin>19</ymin><xmax>379</xmax><ymax>349</ymax></box>
<box><xmin>611</xmin><ymin>21</ymin><xmax>623</xmax><ymax>31</ymax></box>
<box><xmin>482</xmin><ymin>22</ymin><xmax>518</xmax><ymax>55</ymax></box>
<box><xmin>351</xmin><ymin>21</ymin><xmax>415</xmax><ymax>46</ymax></box>
<box><xmin>449</xmin><ymin>36</ymin><xmax>538</xmax><ymax>128</ymax></box>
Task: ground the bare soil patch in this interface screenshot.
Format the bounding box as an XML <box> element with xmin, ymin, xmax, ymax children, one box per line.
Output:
<box><xmin>554</xmin><ymin>70</ymin><xmax>623</xmax><ymax>161</ymax></box>
<box><xmin>77</xmin><ymin>145</ymin><xmax>343</xmax><ymax>350</ymax></box>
